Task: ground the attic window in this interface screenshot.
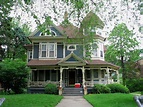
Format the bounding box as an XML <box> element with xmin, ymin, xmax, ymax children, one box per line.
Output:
<box><xmin>67</xmin><ymin>45</ymin><xmax>76</xmax><ymax>51</ymax></box>
<box><xmin>39</xmin><ymin>29</ymin><xmax>57</xmax><ymax>36</ymax></box>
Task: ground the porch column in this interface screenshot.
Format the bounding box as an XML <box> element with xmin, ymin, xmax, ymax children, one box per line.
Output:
<box><xmin>106</xmin><ymin>68</ymin><xmax>110</xmax><ymax>84</ymax></box>
<box><xmin>82</xmin><ymin>66</ymin><xmax>85</xmax><ymax>87</ymax></box>
<box><xmin>116</xmin><ymin>70</ymin><xmax>120</xmax><ymax>83</ymax></box>
<box><xmin>82</xmin><ymin>66</ymin><xmax>87</xmax><ymax>95</ymax></box>
<box><xmin>59</xmin><ymin>67</ymin><xmax>63</xmax><ymax>95</ymax></box>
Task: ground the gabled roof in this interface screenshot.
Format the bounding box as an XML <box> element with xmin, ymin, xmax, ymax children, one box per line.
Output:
<box><xmin>56</xmin><ymin>24</ymin><xmax>82</xmax><ymax>38</ymax></box>
<box><xmin>29</xmin><ymin>24</ymin><xmax>65</xmax><ymax>37</ymax></box>
<box><xmin>58</xmin><ymin>52</ymin><xmax>86</xmax><ymax>65</ymax></box>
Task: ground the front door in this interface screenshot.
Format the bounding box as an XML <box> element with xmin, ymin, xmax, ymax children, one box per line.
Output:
<box><xmin>69</xmin><ymin>70</ymin><xmax>75</xmax><ymax>85</ymax></box>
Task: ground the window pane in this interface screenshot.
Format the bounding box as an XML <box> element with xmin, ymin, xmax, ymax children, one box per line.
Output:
<box><xmin>29</xmin><ymin>51</ymin><xmax>32</xmax><ymax>59</ymax></box>
<box><xmin>49</xmin><ymin>44</ymin><xmax>54</xmax><ymax>51</ymax></box>
<box><xmin>39</xmin><ymin>70</ymin><xmax>44</xmax><ymax>81</ymax></box>
<box><xmin>94</xmin><ymin>71</ymin><xmax>98</xmax><ymax>78</ymax></box>
<box><xmin>86</xmin><ymin>70</ymin><xmax>91</xmax><ymax>79</ymax></box>
<box><xmin>92</xmin><ymin>49</ymin><xmax>97</xmax><ymax>56</ymax></box>
<box><xmin>49</xmin><ymin>51</ymin><xmax>54</xmax><ymax>57</ymax></box>
<box><xmin>42</xmin><ymin>45</ymin><xmax>46</xmax><ymax>50</ymax></box>
<box><xmin>48</xmin><ymin>44</ymin><xmax>55</xmax><ymax>58</ymax></box>
<box><xmin>51</xmin><ymin>70</ymin><xmax>56</xmax><ymax>81</ymax></box>
<box><xmin>100</xmin><ymin>51</ymin><xmax>103</xmax><ymax>57</ymax></box>
<box><xmin>45</xmin><ymin>70</ymin><xmax>50</xmax><ymax>81</ymax></box>
<box><xmin>101</xmin><ymin>70</ymin><xmax>104</xmax><ymax>78</ymax></box>
<box><xmin>42</xmin><ymin>51</ymin><xmax>46</xmax><ymax>57</ymax></box>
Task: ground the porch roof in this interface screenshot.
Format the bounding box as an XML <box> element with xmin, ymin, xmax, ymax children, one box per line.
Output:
<box><xmin>87</xmin><ymin>60</ymin><xmax>120</xmax><ymax>70</ymax></box>
<box><xmin>27</xmin><ymin>59</ymin><xmax>119</xmax><ymax>70</ymax></box>
<box><xmin>27</xmin><ymin>59</ymin><xmax>60</xmax><ymax>66</ymax></box>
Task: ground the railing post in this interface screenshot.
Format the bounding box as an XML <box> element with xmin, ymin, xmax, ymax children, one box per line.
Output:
<box><xmin>59</xmin><ymin>67</ymin><xmax>63</xmax><ymax>95</ymax></box>
<box><xmin>106</xmin><ymin>68</ymin><xmax>110</xmax><ymax>84</ymax></box>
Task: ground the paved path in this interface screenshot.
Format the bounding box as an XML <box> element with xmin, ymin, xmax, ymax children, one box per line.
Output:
<box><xmin>56</xmin><ymin>96</ymin><xmax>93</xmax><ymax>107</ymax></box>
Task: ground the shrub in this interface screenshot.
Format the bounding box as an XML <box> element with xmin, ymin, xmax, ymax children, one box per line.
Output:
<box><xmin>126</xmin><ymin>79</ymin><xmax>143</xmax><ymax>92</ymax></box>
<box><xmin>0</xmin><ymin>59</ymin><xmax>29</xmax><ymax>94</ymax></box>
<box><xmin>106</xmin><ymin>83</ymin><xmax>129</xmax><ymax>93</ymax></box>
<box><xmin>45</xmin><ymin>83</ymin><xmax>58</xmax><ymax>95</ymax></box>
<box><xmin>93</xmin><ymin>84</ymin><xmax>111</xmax><ymax>94</ymax></box>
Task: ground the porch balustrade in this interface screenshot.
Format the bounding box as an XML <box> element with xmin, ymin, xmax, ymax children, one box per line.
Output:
<box><xmin>28</xmin><ymin>81</ymin><xmax>59</xmax><ymax>87</ymax></box>
<box><xmin>85</xmin><ymin>79</ymin><xmax>116</xmax><ymax>87</ymax></box>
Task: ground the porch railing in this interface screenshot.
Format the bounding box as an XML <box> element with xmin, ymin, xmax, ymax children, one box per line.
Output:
<box><xmin>28</xmin><ymin>81</ymin><xmax>59</xmax><ymax>87</ymax></box>
<box><xmin>85</xmin><ymin>79</ymin><xmax>116</xmax><ymax>87</ymax></box>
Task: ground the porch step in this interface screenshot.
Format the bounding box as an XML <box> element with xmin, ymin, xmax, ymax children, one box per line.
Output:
<box><xmin>62</xmin><ymin>88</ymin><xmax>84</xmax><ymax>96</ymax></box>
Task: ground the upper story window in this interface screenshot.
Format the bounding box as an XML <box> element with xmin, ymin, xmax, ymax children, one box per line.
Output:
<box><xmin>67</xmin><ymin>45</ymin><xmax>76</xmax><ymax>51</ymax></box>
<box><xmin>99</xmin><ymin>43</ymin><xmax>104</xmax><ymax>58</ymax></box>
<box><xmin>28</xmin><ymin>51</ymin><xmax>32</xmax><ymax>59</ymax></box>
<box><xmin>39</xmin><ymin>43</ymin><xmax>57</xmax><ymax>58</ymax></box>
<box><xmin>91</xmin><ymin>43</ymin><xmax>98</xmax><ymax>57</ymax></box>
<box><xmin>40</xmin><ymin>29</ymin><xmax>57</xmax><ymax>36</ymax></box>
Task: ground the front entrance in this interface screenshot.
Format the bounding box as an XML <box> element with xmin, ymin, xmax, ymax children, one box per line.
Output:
<box><xmin>69</xmin><ymin>70</ymin><xmax>75</xmax><ymax>85</ymax></box>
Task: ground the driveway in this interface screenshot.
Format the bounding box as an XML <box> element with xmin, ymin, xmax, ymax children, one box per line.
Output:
<box><xmin>56</xmin><ymin>96</ymin><xmax>93</xmax><ymax>107</ymax></box>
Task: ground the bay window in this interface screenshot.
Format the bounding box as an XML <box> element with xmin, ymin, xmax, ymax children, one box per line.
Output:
<box><xmin>91</xmin><ymin>43</ymin><xmax>98</xmax><ymax>57</ymax></box>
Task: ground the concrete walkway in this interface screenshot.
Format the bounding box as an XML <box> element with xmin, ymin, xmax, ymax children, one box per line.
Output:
<box><xmin>56</xmin><ymin>96</ymin><xmax>93</xmax><ymax>107</ymax></box>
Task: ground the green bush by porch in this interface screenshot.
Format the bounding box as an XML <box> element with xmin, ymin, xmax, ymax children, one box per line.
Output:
<box><xmin>106</xmin><ymin>83</ymin><xmax>129</xmax><ymax>93</ymax></box>
<box><xmin>93</xmin><ymin>84</ymin><xmax>111</xmax><ymax>94</ymax></box>
<box><xmin>84</xmin><ymin>93</ymin><xmax>137</xmax><ymax>107</ymax></box>
<box><xmin>45</xmin><ymin>83</ymin><xmax>58</xmax><ymax>94</ymax></box>
<box><xmin>0</xmin><ymin>94</ymin><xmax>63</xmax><ymax>107</ymax></box>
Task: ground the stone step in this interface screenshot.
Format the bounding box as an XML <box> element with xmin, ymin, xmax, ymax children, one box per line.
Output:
<box><xmin>63</xmin><ymin>88</ymin><xmax>84</xmax><ymax>96</ymax></box>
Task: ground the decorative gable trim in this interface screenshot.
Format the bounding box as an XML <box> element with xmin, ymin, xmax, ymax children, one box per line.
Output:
<box><xmin>58</xmin><ymin>52</ymin><xmax>86</xmax><ymax>65</ymax></box>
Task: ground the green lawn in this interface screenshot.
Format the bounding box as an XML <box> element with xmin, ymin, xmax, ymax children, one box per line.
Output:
<box><xmin>0</xmin><ymin>94</ymin><xmax>63</xmax><ymax>107</ymax></box>
<box><xmin>84</xmin><ymin>93</ymin><xmax>137</xmax><ymax>107</ymax></box>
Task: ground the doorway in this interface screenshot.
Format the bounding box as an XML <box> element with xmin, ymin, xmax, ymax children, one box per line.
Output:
<box><xmin>69</xmin><ymin>70</ymin><xmax>75</xmax><ymax>85</ymax></box>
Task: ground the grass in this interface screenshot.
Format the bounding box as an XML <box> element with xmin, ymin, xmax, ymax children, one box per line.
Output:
<box><xmin>0</xmin><ymin>94</ymin><xmax>63</xmax><ymax>107</ymax></box>
<box><xmin>84</xmin><ymin>93</ymin><xmax>137</xmax><ymax>107</ymax></box>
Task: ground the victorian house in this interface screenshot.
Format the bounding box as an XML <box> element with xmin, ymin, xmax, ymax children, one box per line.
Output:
<box><xmin>26</xmin><ymin>12</ymin><xmax>120</xmax><ymax>95</ymax></box>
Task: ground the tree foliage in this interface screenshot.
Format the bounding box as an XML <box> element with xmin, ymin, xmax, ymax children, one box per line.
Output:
<box><xmin>0</xmin><ymin>1</ymin><xmax>30</xmax><ymax>60</ymax></box>
<box><xmin>105</xmin><ymin>23</ymin><xmax>139</xmax><ymax>85</ymax></box>
<box><xmin>0</xmin><ymin>59</ymin><xmax>29</xmax><ymax>94</ymax></box>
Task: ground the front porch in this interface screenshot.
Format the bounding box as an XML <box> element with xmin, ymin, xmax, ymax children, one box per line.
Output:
<box><xmin>28</xmin><ymin>67</ymin><xmax>119</xmax><ymax>95</ymax></box>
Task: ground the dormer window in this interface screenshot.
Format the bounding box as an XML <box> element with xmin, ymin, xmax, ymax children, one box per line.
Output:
<box><xmin>40</xmin><ymin>29</ymin><xmax>57</xmax><ymax>36</ymax></box>
<box><xmin>67</xmin><ymin>45</ymin><xmax>76</xmax><ymax>51</ymax></box>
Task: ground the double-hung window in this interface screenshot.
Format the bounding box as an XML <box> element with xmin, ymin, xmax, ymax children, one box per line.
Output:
<box><xmin>91</xmin><ymin>43</ymin><xmax>98</xmax><ymax>57</ymax></box>
<box><xmin>40</xmin><ymin>43</ymin><xmax>56</xmax><ymax>58</ymax></box>
<box><xmin>41</xmin><ymin>43</ymin><xmax>47</xmax><ymax>57</ymax></box>
<box><xmin>48</xmin><ymin>44</ymin><xmax>55</xmax><ymax>58</ymax></box>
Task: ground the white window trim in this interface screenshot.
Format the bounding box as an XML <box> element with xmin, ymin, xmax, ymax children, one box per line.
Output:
<box><xmin>39</xmin><ymin>43</ymin><xmax>57</xmax><ymax>58</ymax></box>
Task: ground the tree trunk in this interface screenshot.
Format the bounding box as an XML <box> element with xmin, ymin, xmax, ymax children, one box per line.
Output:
<box><xmin>121</xmin><ymin>56</ymin><xmax>126</xmax><ymax>86</ymax></box>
